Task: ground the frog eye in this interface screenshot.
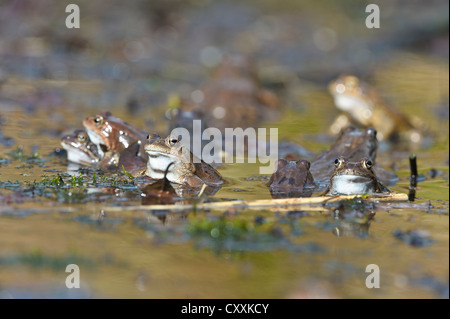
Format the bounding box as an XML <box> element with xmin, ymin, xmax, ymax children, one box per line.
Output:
<box><xmin>305</xmin><ymin>161</ymin><xmax>311</xmax><ymax>170</ymax></box>
<box><xmin>94</xmin><ymin>116</ymin><xmax>104</xmax><ymax>126</ymax></box>
<box><xmin>334</xmin><ymin>157</ymin><xmax>344</xmax><ymax>168</ymax></box>
<box><xmin>366</xmin><ymin>127</ymin><xmax>377</xmax><ymax>137</ymax></box>
<box><xmin>363</xmin><ymin>159</ymin><xmax>373</xmax><ymax>169</ymax></box>
<box><xmin>168</xmin><ymin>137</ymin><xmax>179</xmax><ymax>146</ymax></box>
<box><xmin>146</xmin><ymin>133</ymin><xmax>160</xmax><ymax>142</ymax></box>
<box><xmin>77</xmin><ymin>133</ymin><xmax>87</xmax><ymax>143</ymax></box>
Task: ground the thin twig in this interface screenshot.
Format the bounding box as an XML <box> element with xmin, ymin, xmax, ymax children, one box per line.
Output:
<box><xmin>409</xmin><ymin>154</ymin><xmax>418</xmax><ymax>201</ymax></box>
<box><xmin>101</xmin><ymin>192</ymin><xmax>409</xmax><ymax>212</ymax></box>
<box><xmin>409</xmin><ymin>154</ymin><xmax>418</xmax><ymax>188</ymax></box>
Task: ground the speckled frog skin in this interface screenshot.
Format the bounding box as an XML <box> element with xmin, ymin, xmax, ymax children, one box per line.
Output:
<box><xmin>83</xmin><ymin>111</ymin><xmax>148</xmax><ymax>166</ymax></box>
<box><xmin>268</xmin><ymin>159</ymin><xmax>316</xmax><ymax>198</ymax></box>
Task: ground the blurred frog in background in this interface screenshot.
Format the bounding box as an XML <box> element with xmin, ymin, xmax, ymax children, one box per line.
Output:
<box><xmin>329</xmin><ymin>75</ymin><xmax>424</xmax><ymax>146</ymax></box>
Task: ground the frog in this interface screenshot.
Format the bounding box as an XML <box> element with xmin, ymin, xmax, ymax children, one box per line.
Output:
<box><xmin>328</xmin><ymin>75</ymin><xmax>422</xmax><ymax>144</ymax></box>
<box><xmin>144</xmin><ymin>133</ymin><xmax>223</xmax><ymax>188</ymax></box>
<box><xmin>60</xmin><ymin>129</ymin><xmax>100</xmax><ymax>166</ymax></box>
<box><xmin>310</xmin><ymin>125</ymin><xmax>385</xmax><ymax>190</ymax></box>
<box><xmin>198</xmin><ymin>54</ymin><xmax>280</xmax><ymax>131</ymax></box>
<box><xmin>82</xmin><ymin>111</ymin><xmax>149</xmax><ymax>166</ymax></box>
<box><xmin>267</xmin><ymin>159</ymin><xmax>316</xmax><ymax>198</ymax></box>
<box><xmin>117</xmin><ymin>141</ymin><xmax>148</xmax><ymax>177</ymax></box>
<box><xmin>324</xmin><ymin>157</ymin><xmax>390</xmax><ymax>196</ymax></box>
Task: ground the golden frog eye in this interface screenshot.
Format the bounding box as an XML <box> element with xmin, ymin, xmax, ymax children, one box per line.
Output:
<box><xmin>334</xmin><ymin>157</ymin><xmax>345</xmax><ymax>168</ymax></box>
<box><xmin>94</xmin><ymin>116</ymin><xmax>104</xmax><ymax>126</ymax></box>
<box><xmin>77</xmin><ymin>133</ymin><xmax>87</xmax><ymax>143</ymax></box>
<box><xmin>168</xmin><ymin>136</ymin><xmax>179</xmax><ymax>146</ymax></box>
<box><xmin>363</xmin><ymin>159</ymin><xmax>373</xmax><ymax>169</ymax></box>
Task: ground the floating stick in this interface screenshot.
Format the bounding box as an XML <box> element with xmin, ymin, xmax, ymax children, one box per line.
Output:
<box><xmin>409</xmin><ymin>154</ymin><xmax>417</xmax><ymax>201</ymax></box>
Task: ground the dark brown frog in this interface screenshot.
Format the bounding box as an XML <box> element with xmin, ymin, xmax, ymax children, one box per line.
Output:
<box><xmin>267</xmin><ymin>159</ymin><xmax>316</xmax><ymax>198</ymax></box>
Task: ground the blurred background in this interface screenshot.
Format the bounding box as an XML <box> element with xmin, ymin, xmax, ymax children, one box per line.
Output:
<box><xmin>0</xmin><ymin>0</ymin><xmax>448</xmax><ymax>299</ymax></box>
<box><xmin>0</xmin><ymin>0</ymin><xmax>448</xmax><ymax>121</ymax></box>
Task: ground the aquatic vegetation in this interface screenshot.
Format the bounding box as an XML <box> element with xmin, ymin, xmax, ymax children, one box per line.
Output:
<box><xmin>0</xmin><ymin>250</ymin><xmax>96</xmax><ymax>271</ymax></box>
<box><xmin>7</xmin><ymin>146</ymin><xmax>48</xmax><ymax>165</ymax></box>
<box><xmin>122</xmin><ymin>165</ymin><xmax>135</xmax><ymax>180</ymax></box>
<box><xmin>0</xmin><ymin>181</ymin><xmax>23</xmax><ymax>191</ymax></box>
<box><xmin>0</xmin><ymin>158</ymin><xmax>11</xmax><ymax>165</ymax></box>
<box><xmin>0</xmin><ymin>249</ymin><xmax>126</xmax><ymax>270</ymax></box>
<box><xmin>0</xmin><ymin>168</ymin><xmax>139</xmax><ymax>204</ymax></box>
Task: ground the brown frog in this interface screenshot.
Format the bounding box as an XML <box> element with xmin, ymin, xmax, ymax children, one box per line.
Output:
<box><xmin>310</xmin><ymin>125</ymin><xmax>393</xmax><ymax>190</ymax></box>
<box><xmin>60</xmin><ymin>129</ymin><xmax>100</xmax><ymax>166</ymax></box>
<box><xmin>82</xmin><ymin>111</ymin><xmax>149</xmax><ymax>167</ymax></box>
<box><xmin>144</xmin><ymin>133</ymin><xmax>223</xmax><ymax>188</ymax></box>
<box><xmin>328</xmin><ymin>75</ymin><xmax>422</xmax><ymax>144</ymax></box>
<box><xmin>267</xmin><ymin>159</ymin><xmax>316</xmax><ymax>198</ymax></box>
<box><xmin>117</xmin><ymin>141</ymin><xmax>148</xmax><ymax>177</ymax></box>
<box><xmin>325</xmin><ymin>157</ymin><xmax>390</xmax><ymax>196</ymax></box>
<box><xmin>198</xmin><ymin>54</ymin><xmax>280</xmax><ymax>131</ymax></box>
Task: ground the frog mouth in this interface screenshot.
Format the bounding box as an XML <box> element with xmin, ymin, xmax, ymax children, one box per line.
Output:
<box><xmin>146</xmin><ymin>149</ymin><xmax>191</xmax><ymax>162</ymax></box>
<box><xmin>61</xmin><ymin>143</ymin><xmax>98</xmax><ymax>165</ymax></box>
<box><xmin>330</xmin><ymin>175</ymin><xmax>376</xmax><ymax>195</ymax></box>
<box><xmin>333</xmin><ymin>167</ymin><xmax>371</xmax><ymax>177</ymax></box>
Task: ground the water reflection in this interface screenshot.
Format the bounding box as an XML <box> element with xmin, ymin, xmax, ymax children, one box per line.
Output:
<box><xmin>329</xmin><ymin>198</ymin><xmax>375</xmax><ymax>238</ymax></box>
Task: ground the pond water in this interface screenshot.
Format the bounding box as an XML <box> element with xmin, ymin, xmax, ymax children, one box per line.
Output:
<box><xmin>0</xmin><ymin>0</ymin><xmax>448</xmax><ymax>299</ymax></box>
